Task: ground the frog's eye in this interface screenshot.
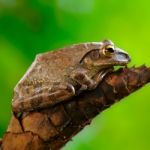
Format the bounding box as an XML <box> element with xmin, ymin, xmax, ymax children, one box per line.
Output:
<box><xmin>106</xmin><ymin>47</ymin><xmax>114</xmax><ymax>53</ymax></box>
<box><xmin>103</xmin><ymin>45</ymin><xmax>115</xmax><ymax>56</ymax></box>
<box><xmin>106</xmin><ymin>45</ymin><xmax>114</xmax><ymax>53</ymax></box>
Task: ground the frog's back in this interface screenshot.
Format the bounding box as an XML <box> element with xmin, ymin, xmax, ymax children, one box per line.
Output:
<box><xmin>13</xmin><ymin>42</ymin><xmax>102</xmax><ymax>101</ymax></box>
<box><xmin>19</xmin><ymin>42</ymin><xmax>102</xmax><ymax>83</ymax></box>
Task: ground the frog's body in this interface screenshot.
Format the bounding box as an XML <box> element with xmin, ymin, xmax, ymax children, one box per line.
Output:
<box><xmin>12</xmin><ymin>40</ymin><xmax>131</xmax><ymax>113</ymax></box>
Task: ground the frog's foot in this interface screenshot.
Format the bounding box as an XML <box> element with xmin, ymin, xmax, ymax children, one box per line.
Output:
<box><xmin>88</xmin><ymin>67</ymin><xmax>113</xmax><ymax>90</ymax></box>
<box><xmin>97</xmin><ymin>67</ymin><xmax>114</xmax><ymax>81</ymax></box>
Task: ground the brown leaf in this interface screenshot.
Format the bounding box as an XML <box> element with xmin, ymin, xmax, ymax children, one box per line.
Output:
<box><xmin>1</xmin><ymin>66</ymin><xmax>150</xmax><ymax>150</ymax></box>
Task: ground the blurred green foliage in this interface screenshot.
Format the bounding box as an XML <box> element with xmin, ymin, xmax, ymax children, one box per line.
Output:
<box><xmin>0</xmin><ymin>0</ymin><xmax>150</xmax><ymax>150</ymax></box>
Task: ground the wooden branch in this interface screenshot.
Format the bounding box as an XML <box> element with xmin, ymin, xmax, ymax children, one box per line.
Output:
<box><xmin>1</xmin><ymin>66</ymin><xmax>150</xmax><ymax>150</ymax></box>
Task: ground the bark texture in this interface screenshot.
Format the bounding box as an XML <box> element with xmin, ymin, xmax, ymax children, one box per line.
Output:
<box><xmin>1</xmin><ymin>66</ymin><xmax>150</xmax><ymax>150</ymax></box>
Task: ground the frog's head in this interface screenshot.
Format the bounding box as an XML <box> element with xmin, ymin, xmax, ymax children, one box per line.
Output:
<box><xmin>80</xmin><ymin>40</ymin><xmax>131</xmax><ymax>70</ymax></box>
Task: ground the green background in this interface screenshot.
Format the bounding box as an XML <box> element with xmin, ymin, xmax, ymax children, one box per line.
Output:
<box><xmin>0</xmin><ymin>0</ymin><xmax>150</xmax><ymax>150</ymax></box>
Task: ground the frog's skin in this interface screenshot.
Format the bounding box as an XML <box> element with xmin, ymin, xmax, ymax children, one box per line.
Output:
<box><xmin>12</xmin><ymin>40</ymin><xmax>131</xmax><ymax>113</ymax></box>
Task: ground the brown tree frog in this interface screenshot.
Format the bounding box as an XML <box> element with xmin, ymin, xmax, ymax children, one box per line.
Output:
<box><xmin>12</xmin><ymin>40</ymin><xmax>131</xmax><ymax>113</ymax></box>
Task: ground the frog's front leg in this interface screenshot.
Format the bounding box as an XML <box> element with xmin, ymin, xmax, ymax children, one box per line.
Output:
<box><xmin>90</xmin><ymin>68</ymin><xmax>113</xmax><ymax>89</ymax></box>
<box><xmin>70</xmin><ymin>68</ymin><xmax>112</xmax><ymax>92</ymax></box>
<box><xmin>12</xmin><ymin>82</ymin><xmax>75</xmax><ymax>113</ymax></box>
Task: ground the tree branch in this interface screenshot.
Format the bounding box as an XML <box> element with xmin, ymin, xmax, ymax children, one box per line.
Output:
<box><xmin>1</xmin><ymin>66</ymin><xmax>150</xmax><ymax>150</ymax></box>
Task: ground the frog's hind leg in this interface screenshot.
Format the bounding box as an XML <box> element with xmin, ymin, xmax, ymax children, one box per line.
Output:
<box><xmin>12</xmin><ymin>83</ymin><xmax>75</xmax><ymax>113</ymax></box>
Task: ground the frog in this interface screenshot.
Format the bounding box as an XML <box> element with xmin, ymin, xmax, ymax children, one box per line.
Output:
<box><xmin>12</xmin><ymin>40</ymin><xmax>131</xmax><ymax>113</ymax></box>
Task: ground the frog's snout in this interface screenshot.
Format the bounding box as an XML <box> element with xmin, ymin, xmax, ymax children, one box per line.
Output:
<box><xmin>126</xmin><ymin>54</ymin><xmax>131</xmax><ymax>62</ymax></box>
<box><xmin>121</xmin><ymin>52</ymin><xmax>131</xmax><ymax>62</ymax></box>
<box><xmin>115</xmin><ymin>51</ymin><xmax>131</xmax><ymax>64</ymax></box>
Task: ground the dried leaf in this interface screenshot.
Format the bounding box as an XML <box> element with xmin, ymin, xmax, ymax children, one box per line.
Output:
<box><xmin>1</xmin><ymin>66</ymin><xmax>150</xmax><ymax>150</ymax></box>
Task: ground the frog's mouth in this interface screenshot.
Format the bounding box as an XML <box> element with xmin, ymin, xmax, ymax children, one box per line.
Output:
<box><xmin>95</xmin><ymin>51</ymin><xmax>131</xmax><ymax>68</ymax></box>
<box><xmin>100</xmin><ymin>60</ymin><xmax>130</xmax><ymax>71</ymax></box>
<box><xmin>103</xmin><ymin>52</ymin><xmax>131</xmax><ymax>68</ymax></box>
<box><xmin>101</xmin><ymin>61</ymin><xmax>129</xmax><ymax>75</ymax></box>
